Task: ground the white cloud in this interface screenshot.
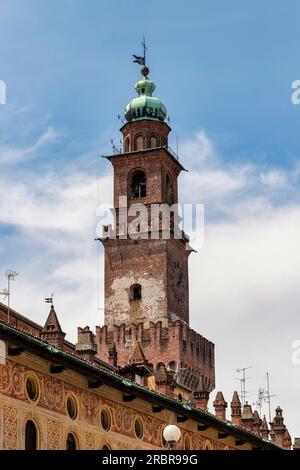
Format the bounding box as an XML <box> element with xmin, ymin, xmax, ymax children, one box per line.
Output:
<box><xmin>260</xmin><ymin>170</ymin><xmax>287</xmax><ymax>187</ymax></box>
<box><xmin>180</xmin><ymin>129</ymin><xmax>217</xmax><ymax>166</ymax></box>
<box><xmin>0</xmin><ymin>126</ymin><xmax>58</xmax><ymax>164</ymax></box>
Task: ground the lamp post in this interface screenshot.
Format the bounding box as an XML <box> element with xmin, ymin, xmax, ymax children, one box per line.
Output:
<box><xmin>163</xmin><ymin>424</ymin><xmax>181</xmax><ymax>450</ymax></box>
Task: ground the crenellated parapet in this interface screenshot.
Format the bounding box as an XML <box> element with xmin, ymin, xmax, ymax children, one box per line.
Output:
<box><xmin>95</xmin><ymin>319</ymin><xmax>215</xmax><ymax>394</ymax></box>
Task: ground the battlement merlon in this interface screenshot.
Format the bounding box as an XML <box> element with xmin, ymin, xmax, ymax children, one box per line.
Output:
<box><xmin>94</xmin><ymin>319</ymin><xmax>215</xmax><ymax>392</ymax></box>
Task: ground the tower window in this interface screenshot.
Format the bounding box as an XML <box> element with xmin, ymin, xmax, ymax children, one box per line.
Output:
<box><xmin>168</xmin><ymin>361</ymin><xmax>177</xmax><ymax>372</ymax></box>
<box><xmin>130</xmin><ymin>284</ymin><xmax>142</xmax><ymax>301</ymax></box>
<box><xmin>130</xmin><ymin>170</ymin><xmax>146</xmax><ymax>199</ymax></box>
<box><xmin>150</xmin><ymin>135</ymin><xmax>158</xmax><ymax>148</ymax></box>
<box><xmin>25</xmin><ymin>420</ymin><xmax>37</xmax><ymax>450</ymax></box>
<box><xmin>124</xmin><ymin>136</ymin><xmax>130</xmax><ymax>152</ymax></box>
<box><xmin>135</xmin><ymin>135</ymin><xmax>144</xmax><ymax>150</ymax></box>
<box><xmin>166</xmin><ymin>173</ymin><xmax>174</xmax><ymax>204</ymax></box>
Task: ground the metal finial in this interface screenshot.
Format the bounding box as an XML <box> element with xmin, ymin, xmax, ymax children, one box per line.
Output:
<box><xmin>141</xmin><ymin>66</ymin><xmax>149</xmax><ymax>77</ymax></box>
<box><xmin>132</xmin><ymin>34</ymin><xmax>149</xmax><ymax>75</ymax></box>
<box><xmin>141</xmin><ymin>34</ymin><xmax>147</xmax><ymax>65</ymax></box>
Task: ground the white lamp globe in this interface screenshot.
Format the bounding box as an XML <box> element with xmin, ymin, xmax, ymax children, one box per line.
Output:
<box><xmin>163</xmin><ymin>425</ymin><xmax>181</xmax><ymax>447</ymax></box>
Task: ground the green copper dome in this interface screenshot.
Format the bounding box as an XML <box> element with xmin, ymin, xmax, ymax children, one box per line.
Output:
<box><xmin>124</xmin><ymin>67</ymin><xmax>167</xmax><ymax>122</ymax></box>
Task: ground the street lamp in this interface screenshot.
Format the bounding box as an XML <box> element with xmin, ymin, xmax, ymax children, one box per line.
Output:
<box><xmin>163</xmin><ymin>424</ymin><xmax>181</xmax><ymax>449</ymax></box>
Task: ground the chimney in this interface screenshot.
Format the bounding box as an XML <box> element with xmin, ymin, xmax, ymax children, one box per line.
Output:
<box><xmin>241</xmin><ymin>402</ymin><xmax>254</xmax><ymax>431</ymax></box>
<box><xmin>155</xmin><ymin>363</ymin><xmax>176</xmax><ymax>398</ymax></box>
<box><xmin>252</xmin><ymin>410</ymin><xmax>262</xmax><ymax>435</ymax></box>
<box><xmin>270</xmin><ymin>406</ymin><xmax>286</xmax><ymax>447</ymax></box>
<box><xmin>193</xmin><ymin>376</ymin><xmax>210</xmax><ymax>411</ymax></box>
<box><xmin>213</xmin><ymin>391</ymin><xmax>227</xmax><ymax>420</ymax></box>
<box><xmin>40</xmin><ymin>305</ymin><xmax>66</xmax><ymax>349</ymax></box>
<box><xmin>293</xmin><ymin>437</ymin><xmax>300</xmax><ymax>450</ymax></box>
<box><xmin>260</xmin><ymin>415</ymin><xmax>270</xmax><ymax>439</ymax></box>
<box><xmin>230</xmin><ymin>391</ymin><xmax>242</xmax><ymax>426</ymax></box>
<box><xmin>75</xmin><ymin>326</ymin><xmax>97</xmax><ymax>362</ymax></box>
<box><xmin>283</xmin><ymin>429</ymin><xmax>292</xmax><ymax>450</ymax></box>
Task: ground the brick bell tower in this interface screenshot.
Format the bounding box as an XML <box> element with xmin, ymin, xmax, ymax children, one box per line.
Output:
<box><xmin>96</xmin><ymin>61</ymin><xmax>215</xmax><ymax>400</ymax></box>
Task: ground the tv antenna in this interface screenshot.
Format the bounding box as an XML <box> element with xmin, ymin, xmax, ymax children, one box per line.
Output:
<box><xmin>265</xmin><ymin>372</ymin><xmax>276</xmax><ymax>422</ymax></box>
<box><xmin>264</xmin><ymin>372</ymin><xmax>276</xmax><ymax>422</ymax></box>
<box><xmin>236</xmin><ymin>366</ymin><xmax>253</xmax><ymax>406</ymax></box>
<box><xmin>253</xmin><ymin>387</ymin><xmax>265</xmax><ymax>417</ymax></box>
<box><xmin>253</xmin><ymin>372</ymin><xmax>276</xmax><ymax>422</ymax></box>
<box><xmin>0</xmin><ymin>270</ymin><xmax>19</xmax><ymax>323</ymax></box>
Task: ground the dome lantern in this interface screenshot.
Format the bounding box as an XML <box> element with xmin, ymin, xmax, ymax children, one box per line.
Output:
<box><xmin>124</xmin><ymin>67</ymin><xmax>167</xmax><ymax>123</ymax></box>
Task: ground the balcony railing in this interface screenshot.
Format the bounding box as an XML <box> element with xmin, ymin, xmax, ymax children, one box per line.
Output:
<box><xmin>107</xmin><ymin>143</ymin><xmax>179</xmax><ymax>160</ymax></box>
<box><xmin>164</xmin><ymin>144</ymin><xmax>179</xmax><ymax>161</ymax></box>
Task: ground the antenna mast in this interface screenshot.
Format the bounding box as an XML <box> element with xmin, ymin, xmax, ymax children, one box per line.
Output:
<box><xmin>253</xmin><ymin>387</ymin><xmax>265</xmax><ymax>417</ymax></box>
<box><xmin>0</xmin><ymin>270</ymin><xmax>18</xmax><ymax>323</ymax></box>
<box><xmin>236</xmin><ymin>366</ymin><xmax>253</xmax><ymax>406</ymax></box>
<box><xmin>265</xmin><ymin>372</ymin><xmax>276</xmax><ymax>422</ymax></box>
<box><xmin>254</xmin><ymin>372</ymin><xmax>276</xmax><ymax>421</ymax></box>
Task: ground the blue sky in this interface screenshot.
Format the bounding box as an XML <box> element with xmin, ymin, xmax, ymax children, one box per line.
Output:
<box><xmin>1</xmin><ymin>0</ymin><xmax>300</xmax><ymax>166</ymax></box>
<box><xmin>1</xmin><ymin>1</ymin><xmax>300</xmax><ymax>440</ymax></box>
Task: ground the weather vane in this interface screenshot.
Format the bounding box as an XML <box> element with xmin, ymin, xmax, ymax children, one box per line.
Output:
<box><xmin>45</xmin><ymin>293</ymin><xmax>54</xmax><ymax>306</ymax></box>
<box><xmin>132</xmin><ymin>34</ymin><xmax>148</xmax><ymax>70</ymax></box>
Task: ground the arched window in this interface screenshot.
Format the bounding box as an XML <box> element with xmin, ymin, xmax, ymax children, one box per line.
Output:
<box><xmin>25</xmin><ymin>420</ymin><xmax>37</xmax><ymax>450</ymax></box>
<box><xmin>124</xmin><ymin>137</ymin><xmax>130</xmax><ymax>152</ymax></box>
<box><xmin>130</xmin><ymin>284</ymin><xmax>142</xmax><ymax>301</ymax></box>
<box><xmin>150</xmin><ymin>135</ymin><xmax>158</xmax><ymax>148</ymax></box>
<box><xmin>156</xmin><ymin>362</ymin><xmax>165</xmax><ymax>372</ymax></box>
<box><xmin>130</xmin><ymin>170</ymin><xmax>146</xmax><ymax>199</ymax></box>
<box><xmin>66</xmin><ymin>433</ymin><xmax>77</xmax><ymax>450</ymax></box>
<box><xmin>168</xmin><ymin>361</ymin><xmax>177</xmax><ymax>371</ymax></box>
<box><xmin>135</xmin><ymin>135</ymin><xmax>144</xmax><ymax>151</ymax></box>
<box><xmin>166</xmin><ymin>174</ymin><xmax>173</xmax><ymax>204</ymax></box>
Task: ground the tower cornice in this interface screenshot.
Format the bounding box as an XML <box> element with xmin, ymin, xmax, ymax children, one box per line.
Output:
<box><xmin>103</xmin><ymin>146</ymin><xmax>187</xmax><ymax>172</ymax></box>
